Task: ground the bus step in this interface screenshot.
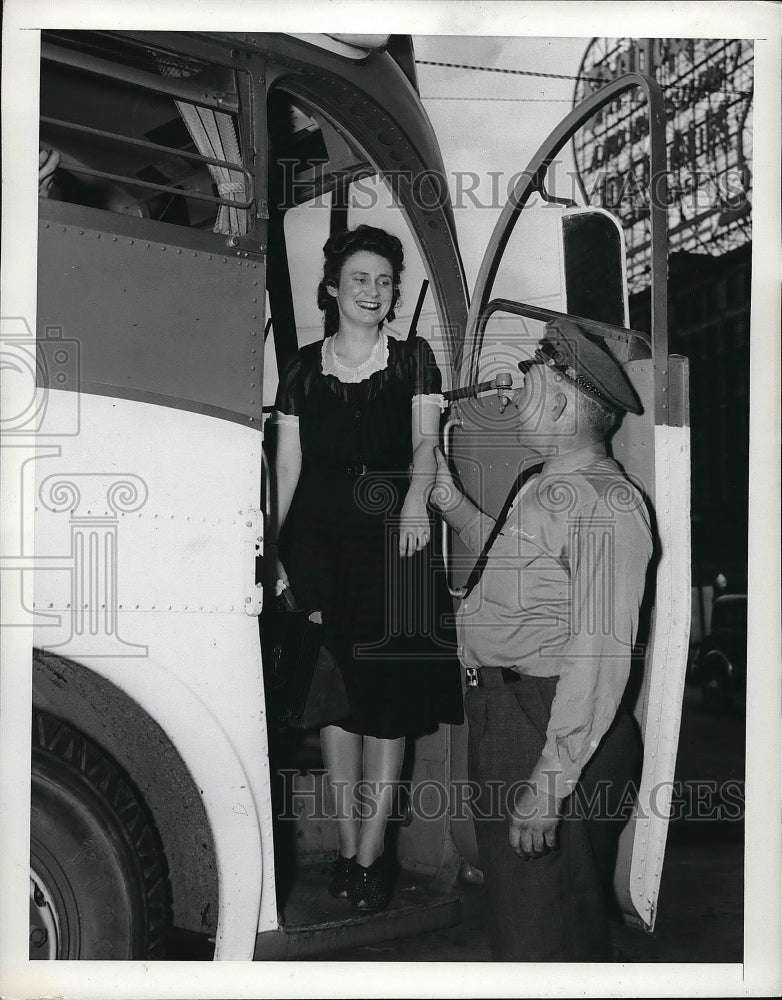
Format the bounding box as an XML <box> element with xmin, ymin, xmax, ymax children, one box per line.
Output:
<box><xmin>254</xmin><ymin>863</ymin><xmax>461</xmax><ymax>960</ymax></box>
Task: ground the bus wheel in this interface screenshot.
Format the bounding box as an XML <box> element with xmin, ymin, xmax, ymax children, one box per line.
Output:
<box><xmin>30</xmin><ymin>710</ymin><xmax>169</xmax><ymax>960</ymax></box>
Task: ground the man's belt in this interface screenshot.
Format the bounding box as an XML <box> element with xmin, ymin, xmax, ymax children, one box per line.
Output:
<box><xmin>464</xmin><ymin>666</ymin><xmax>522</xmax><ymax>688</ymax></box>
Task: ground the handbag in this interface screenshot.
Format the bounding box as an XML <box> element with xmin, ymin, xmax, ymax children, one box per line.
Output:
<box><xmin>263</xmin><ymin>587</ymin><xmax>350</xmax><ymax>730</ymax></box>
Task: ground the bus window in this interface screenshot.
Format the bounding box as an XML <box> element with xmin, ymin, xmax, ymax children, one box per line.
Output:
<box><xmin>470</xmin><ymin>181</ymin><xmax>574</xmax><ymax>397</ymax></box>
<box><xmin>561</xmin><ymin>210</ymin><xmax>628</xmax><ymax>326</ymax></box>
<box><xmin>346</xmin><ymin>175</ymin><xmax>450</xmax><ymax>386</ymax></box>
<box><xmin>276</xmin><ymin>173</ymin><xmax>447</xmax><ymax>380</ymax></box>
<box><xmin>39</xmin><ymin>30</ymin><xmax>249</xmax><ymax>233</ymax></box>
<box><xmin>283</xmin><ymin>191</ymin><xmax>333</xmax><ymax>348</ymax></box>
<box><xmin>266</xmin><ymin>82</ymin><xmax>451</xmax><ymax>389</ymax></box>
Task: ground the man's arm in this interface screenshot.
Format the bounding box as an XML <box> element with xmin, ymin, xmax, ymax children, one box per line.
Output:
<box><xmin>431</xmin><ymin>446</ymin><xmax>496</xmax><ymax>554</ymax></box>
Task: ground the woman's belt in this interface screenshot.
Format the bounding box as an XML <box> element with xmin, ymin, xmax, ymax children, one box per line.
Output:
<box><xmin>307</xmin><ymin>462</ymin><xmax>408</xmax><ymax>478</ymax></box>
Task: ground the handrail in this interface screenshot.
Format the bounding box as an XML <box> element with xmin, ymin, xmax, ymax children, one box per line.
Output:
<box><xmin>479</xmin><ymin>300</ymin><xmax>652</xmax><ymax>362</ymax></box>
<box><xmin>40</xmin><ymin>115</ymin><xmax>254</xmax><ymax>210</ymax></box>
<box><xmin>440</xmin><ymin>412</ymin><xmax>468</xmax><ymax>599</ymax></box>
<box><xmin>443</xmin><ymin>372</ymin><xmax>513</xmax><ymax>403</ymax></box>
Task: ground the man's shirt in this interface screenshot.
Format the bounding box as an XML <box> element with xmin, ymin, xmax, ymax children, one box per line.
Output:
<box><xmin>455</xmin><ymin>442</ymin><xmax>653</xmax><ymax>799</ymax></box>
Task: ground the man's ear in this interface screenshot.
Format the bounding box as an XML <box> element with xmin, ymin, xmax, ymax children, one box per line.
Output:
<box><xmin>551</xmin><ymin>391</ymin><xmax>569</xmax><ymax>422</ymax></box>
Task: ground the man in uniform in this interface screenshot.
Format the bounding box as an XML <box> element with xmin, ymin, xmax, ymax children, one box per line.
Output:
<box><xmin>432</xmin><ymin>318</ymin><xmax>653</xmax><ymax>961</ymax></box>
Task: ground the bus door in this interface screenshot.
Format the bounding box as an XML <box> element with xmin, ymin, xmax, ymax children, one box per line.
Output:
<box><xmin>33</xmin><ymin>30</ymin><xmax>276</xmax><ymax>960</ymax></box>
<box><xmin>443</xmin><ymin>73</ymin><xmax>691</xmax><ymax>932</ymax></box>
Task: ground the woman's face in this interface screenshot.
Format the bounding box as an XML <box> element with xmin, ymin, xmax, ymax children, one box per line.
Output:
<box><xmin>328</xmin><ymin>251</ymin><xmax>395</xmax><ymax>331</ymax></box>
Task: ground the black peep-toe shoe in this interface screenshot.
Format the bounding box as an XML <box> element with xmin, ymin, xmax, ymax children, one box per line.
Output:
<box><xmin>327</xmin><ymin>854</ymin><xmax>356</xmax><ymax>899</ymax></box>
<box><xmin>348</xmin><ymin>854</ymin><xmax>394</xmax><ymax>912</ymax></box>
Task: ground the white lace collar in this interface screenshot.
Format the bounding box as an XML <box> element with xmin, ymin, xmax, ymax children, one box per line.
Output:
<box><xmin>321</xmin><ymin>332</ymin><xmax>389</xmax><ymax>383</ymax></box>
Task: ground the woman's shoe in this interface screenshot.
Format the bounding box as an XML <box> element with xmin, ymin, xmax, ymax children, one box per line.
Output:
<box><xmin>327</xmin><ymin>854</ymin><xmax>356</xmax><ymax>899</ymax></box>
<box><xmin>348</xmin><ymin>854</ymin><xmax>394</xmax><ymax>912</ymax></box>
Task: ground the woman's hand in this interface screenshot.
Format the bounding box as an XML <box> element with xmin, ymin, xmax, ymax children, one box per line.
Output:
<box><xmin>263</xmin><ymin>545</ymin><xmax>290</xmax><ymax>596</ymax></box>
<box><xmin>399</xmin><ymin>494</ymin><xmax>430</xmax><ymax>557</ymax></box>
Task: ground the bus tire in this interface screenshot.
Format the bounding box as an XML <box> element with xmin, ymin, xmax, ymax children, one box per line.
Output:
<box><xmin>30</xmin><ymin>710</ymin><xmax>170</xmax><ymax>960</ymax></box>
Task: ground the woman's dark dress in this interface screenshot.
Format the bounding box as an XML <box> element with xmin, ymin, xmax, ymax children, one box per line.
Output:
<box><xmin>275</xmin><ymin>334</ymin><xmax>464</xmax><ymax>739</ymax></box>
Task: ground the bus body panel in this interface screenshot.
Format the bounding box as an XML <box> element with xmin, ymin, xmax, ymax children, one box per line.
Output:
<box><xmin>37</xmin><ymin>202</ymin><xmax>265</xmax><ymax>427</ymax></box>
<box><xmin>32</xmin><ymin>391</ymin><xmax>276</xmax><ymax>958</ymax></box>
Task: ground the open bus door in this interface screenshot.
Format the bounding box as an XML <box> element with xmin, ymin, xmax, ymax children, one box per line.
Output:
<box><xmin>443</xmin><ymin>73</ymin><xmax>691</xmax><ymax>932</ymax></box>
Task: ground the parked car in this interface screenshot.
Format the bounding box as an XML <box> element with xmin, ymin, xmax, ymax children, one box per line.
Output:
<box><xmin>690</xmin><ymin>594</ymin><xmax>747</xmax><ymax>712</ymax></box>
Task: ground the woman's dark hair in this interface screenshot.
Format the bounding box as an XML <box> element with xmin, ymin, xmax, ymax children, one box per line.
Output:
<box><xmin>317</xmin><ymin>225</ymin><xmax>405</xmax><ymax>336</ymax></box>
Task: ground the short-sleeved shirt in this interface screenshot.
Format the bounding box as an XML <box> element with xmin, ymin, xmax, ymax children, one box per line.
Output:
<box><xmin>455</xmin><ymin>444</ymin><xmax>653</xmax><ymax>797</ymax></box>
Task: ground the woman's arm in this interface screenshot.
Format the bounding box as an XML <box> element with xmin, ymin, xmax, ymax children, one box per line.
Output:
<box><xmin>268</xmin><ymin>419</ymin><xmax>302</xmax><ymax>586</ymax></box>
<box><xmin>399</xmin><ymin>399</ymin><xmax>440</xmax><ymax>557</ymax></box>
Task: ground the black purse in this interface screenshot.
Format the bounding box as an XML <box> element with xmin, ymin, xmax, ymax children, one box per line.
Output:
<box><xmin>263</xmin><ymin>587</ymin><xmax>350</xmax><ymax>730</ymax></box>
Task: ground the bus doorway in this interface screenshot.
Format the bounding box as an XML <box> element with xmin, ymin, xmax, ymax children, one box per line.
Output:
<box><xmin>255</xmin><ymin>69</ymin><xmax>469</xmax><ymax>958</ymax></box>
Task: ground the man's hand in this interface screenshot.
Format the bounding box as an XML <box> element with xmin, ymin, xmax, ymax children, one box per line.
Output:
<box><xmin>430</xmin><ymin>446</ymin><xmax>463</xmax><ymax>513</ymax></box>
<box><xmin>509</xmin><ymin>783</ymin><xmax>562</xmax><ymax>860</ymax></box>
<box><xmin>39</xmin><ymin>148</ymin><xmax>60</xmax><ymax>198</ymax></box>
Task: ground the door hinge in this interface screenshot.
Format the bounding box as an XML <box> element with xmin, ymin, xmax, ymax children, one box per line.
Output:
<box><xmin>226</xmin><ymin>234</ymin><xmax>267</xmax><ymax>259</ymax></box>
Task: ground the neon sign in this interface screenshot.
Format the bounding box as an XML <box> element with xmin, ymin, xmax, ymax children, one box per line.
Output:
<box><xmin>572</xmin><ymin>38</ymin><xmax>753</xmax><ymax>293</ymax></box>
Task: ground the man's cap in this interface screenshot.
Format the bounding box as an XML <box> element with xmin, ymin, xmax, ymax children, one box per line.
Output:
<box><xmin>522</xmin><ymin>318</ymin><xmax>643</xmax><ymax>415</ymax></box>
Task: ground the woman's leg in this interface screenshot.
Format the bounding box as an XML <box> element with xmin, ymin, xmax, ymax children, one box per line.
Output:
<box><xmin>357</xmin><ymin>735</ymin><xmax>405</xmax><ymax>866</ymax></box>
<box><xmin>321</xmin><ymin>725</ymin><xmax>362</xmax><ymax>859</ymax></box>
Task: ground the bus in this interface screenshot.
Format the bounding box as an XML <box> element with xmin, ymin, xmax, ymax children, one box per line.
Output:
<box><xmin>18</xmin><ymin>29</ymin><xmax>689</xmax><ymax>960</ymax></box>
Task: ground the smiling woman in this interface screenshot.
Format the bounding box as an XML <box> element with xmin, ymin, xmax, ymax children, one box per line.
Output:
<box><xmin>327</xmin><ymin>253</ymin><xmax>395</xmax><ymax>335</ymax></box>
<box><xmin>267</xmin><ymin>224</ymin><xmax>463</xmax><ymax>912</ymax></box>
<box><xmin>319</xmin><ymin>230</ymin><xmax>403</xmax><ymax>341</ymax></box>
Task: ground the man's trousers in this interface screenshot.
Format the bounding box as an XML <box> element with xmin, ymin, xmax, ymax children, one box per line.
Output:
<box><xmin>465</xmin><ymin>672</ymin><xmax>642</xmax><ymax>961</ymax></box>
